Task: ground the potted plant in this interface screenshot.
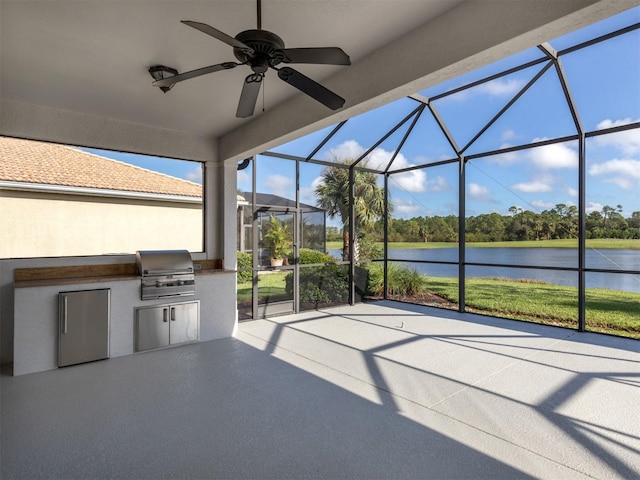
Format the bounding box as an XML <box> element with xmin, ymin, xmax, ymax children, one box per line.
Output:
<box><xmin>263</xmin><ymin>216</ymin><xmax>291</xmax><ymax>266</ymax></box>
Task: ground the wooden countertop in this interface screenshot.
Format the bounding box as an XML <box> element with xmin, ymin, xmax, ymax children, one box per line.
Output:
<box><xmin>14</xmin><ymin>259</ymin><xmax>233</xmax><ymax>288</ymax></box>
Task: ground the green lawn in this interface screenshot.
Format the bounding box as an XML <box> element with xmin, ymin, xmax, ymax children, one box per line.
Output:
<box><xmin>236</xmin><ymin>269</ymin><xmax>639</xmax><ymax>339</ymax></box>
<box><xmin>423</xmin><ymin>276</ymin><xmax>639</xmax><ymax>338</ymax></box>
<box><xmin>326</xmin><ymin>239</ymin><xmax>640</xmax><ymax>250</ymax></box>
<box><xmin>237</xmin><ymin>272</ymin><xmax>288</xmax><ymax>303</ymax></box>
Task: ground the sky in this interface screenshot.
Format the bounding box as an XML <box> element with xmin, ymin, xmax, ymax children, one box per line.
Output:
<box><xmin>91</xmin><ymin>6</ymin><xmax>639</xmax><ymax>223</ymax></box>
<box><xmin>79</xmin><ymin>149</ymin><xmax>204</xmax><ymax>185</ymax></box>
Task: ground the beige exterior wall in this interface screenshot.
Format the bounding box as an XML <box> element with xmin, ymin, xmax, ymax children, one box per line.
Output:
<box><xmin>1</xmin><ymin>189</ymin><xmax>203</xmax><ymax>258</ymax></box>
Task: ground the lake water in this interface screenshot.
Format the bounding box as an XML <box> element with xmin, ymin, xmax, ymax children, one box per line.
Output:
<box><xmin>328</xmin><ymin>247</ymin><xmax>640</xmax><ymax>293</ymax></box>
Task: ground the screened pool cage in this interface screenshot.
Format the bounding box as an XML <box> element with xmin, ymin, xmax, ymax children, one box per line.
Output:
<box><xmin>237</xmin><ymin>10</ymin><xmax>640</xmax><ymax>337</ymax></box>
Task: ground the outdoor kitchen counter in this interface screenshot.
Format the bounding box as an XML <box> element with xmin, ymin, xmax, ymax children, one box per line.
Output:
<box><xmin>13</xmin><ymin>259</ymin><xmax>228</xmax><ymax>288</ymax></box>
<box><xmin>12</xmin><ymin>258</ymin><xmax>237</xmax><ymax>376</ymax></box>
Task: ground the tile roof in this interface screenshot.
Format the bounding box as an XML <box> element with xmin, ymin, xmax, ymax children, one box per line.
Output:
<box><xmin>0</xmin><ymin>137</ymin><xmax>202</xmax><ymax>198</ymax></box>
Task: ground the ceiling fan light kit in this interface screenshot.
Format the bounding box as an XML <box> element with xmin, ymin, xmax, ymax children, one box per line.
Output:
<box><xmin>149</xmin><ymin>0</ymin><xmax>351</xmax><ymax>118</ymax></box>
<box><xmin>148</xmin><ymin>65</ymin><xmax>179</xmax><ymax>93</ymax></box>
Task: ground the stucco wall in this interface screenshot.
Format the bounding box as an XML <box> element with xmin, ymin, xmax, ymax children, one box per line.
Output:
<box><xmin>0</xmin><ymin>190</ymin><xmax>203</xmax><ymax>258</ymax></box>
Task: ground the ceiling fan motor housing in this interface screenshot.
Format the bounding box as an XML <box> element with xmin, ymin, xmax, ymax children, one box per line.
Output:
<box><xmin>234</xmin><ymin>29</ymin><xmax>286</xmax><ymax>73</ymax></box>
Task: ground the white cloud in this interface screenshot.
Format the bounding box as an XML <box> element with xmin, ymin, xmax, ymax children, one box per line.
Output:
<box><xmin>393</xmin><ymin>198</ymin><xmax>422</xmax><ymax>216</ymax></box>
<box><xmin>594</xmin><ymin>119</ymin><xmax>640</xmax><ymax>155</ymax></box>
<box><xmin>445</xmin><ymin>78</ymin><xmax>526</xmax><ymax>102</ymax></box>
<box><xmin>299</xmin><ymin>176</ymin><xmax>324</xmax><ymax>205</ymax></box>
<box><xmin>365</xmin><ymin>148</ymin><xmax>394</xmax><ymax>170</ymax></box>
<box><xmin>391</xmin><ymin>171</ymin><xmax>450</xmax><ymax>194</ymax></box>
<box><xmin>486</xmin><ymin>140</ymin><xmax>578</xmax><ymax>170</ymax></box>
<box><xmin>509</xmin><ymin>173</ymin><xmax>556</xmax><ymax>194</ymax></box>
<box><xmin>264</xmin><ymin>174</ymin><xmax>294</xmax><ymax>197</ymax></box>
<box><xmin>467</xmin><ymin>182</ymin><xmax>493</xmax><ymax>202</ymax></box>
<box><xmin>488</xmin><ymin>147</ymin><xmax>520</xmax><ymax>165</ymax></box>
<box><xmin>327</xmin><ymin>140</ymin><xmax>428</xmax><ymax>193</ymax></box>
<box><xmin>586</xmin><ymin>202</ymin><xmax>604</xmax><ymax>214</ymax></box>
<box><xmin>564</xmin><ymin>186</ymin><xmax>578</xmax><ymax>197</ymax></box>
<box><xmin>529</xmin><ymin>140</ymin><xmax>578</xmax><ymax>169</ymax></box>
<box><xmin>371</xmin><ymin>149</ymin><xmax>428</xmax><ymax>193</ymax></box>
<box><xmin>596</xmin><ymin>118</ymin><xmax>637</xmax><ymax>129</ymax></box>
<box><xmin>426</xmin><ymin>175</ymin><xmax>452</xmax><ymax>192</ymax></box>
<box><xmin>511</xmin><ymin>180</ymin><xmax>553</xmax><ymax>193</ymax></box>
<box><xmin>588</xmin><ymin>158</ymin><xmax>640</xmax><ymax>190</ymax></box>
<box><xmin>310</xmin><ymin>176</ymin><xmax>323</xmax><ymax>190</ymax></box>
<box><xmin>477</xmin><ymin>78</ymin><xmax>526</xmax><ymax>97</ymax></box>
<box><xmin>325</xmin><ymin>139</ymin><xmax>364</xmax><ymax>161</ymax></box>
<box><xmin>393</xmin><ymin>168</ymin><xmax>428</xmax><ymax>192</ymax></box>
<box><xmin>413</xmin><ymin>155</ymin><xmax>436</xmax><ymax>165</ymax></box>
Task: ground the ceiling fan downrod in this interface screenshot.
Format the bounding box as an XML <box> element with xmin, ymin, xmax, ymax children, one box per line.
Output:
<box><xmin>257</xmin><ymin>0</ymin><xmax>262</xmax><ymax>30</ymax></box>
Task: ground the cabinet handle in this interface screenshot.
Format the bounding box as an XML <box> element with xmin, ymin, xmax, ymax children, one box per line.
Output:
<box><xmin>62</xmin><ymin>296</ymin><xmax>68</xmax><ymax>334</ymax></box>
<box><xmin>163</xmin><ymin>308</ymin><xmax>168</xmax><ymax>322</ymax></box>
<box><xmin>171</xmin><ymin>307</ymin><xmax>176</xmax><ymax>321</ymax></box>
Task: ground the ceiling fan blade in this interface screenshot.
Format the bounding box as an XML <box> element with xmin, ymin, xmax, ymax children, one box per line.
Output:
<box><xmin>279</xmin><ymin>47</ymin><xmax>351</xmax><ymax>65</ymax></box>
<box><xmin>277</xmin><ymin>67</ymin><xmax>345</xmax><ymax>110</ymax></box>
<box><xmin>152</xmin><ymin>62</ymin><xmax>238</xmax><ymax>88</ymax></box>
<box><xmin>236</xmin><ymin>74</ymin><xmax>263</xmax><ymax>118</ymax></box>
<box><xmin>181</xmin><ymin>20</ymin><xmax>255</xmax><ymax>55</ymax></box>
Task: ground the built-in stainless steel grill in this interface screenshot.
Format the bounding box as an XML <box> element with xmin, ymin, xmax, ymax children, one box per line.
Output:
<box><xmin>136</xmin><ymin>250</ymin><xmax>196</xmax><ymax>300</ymax></box>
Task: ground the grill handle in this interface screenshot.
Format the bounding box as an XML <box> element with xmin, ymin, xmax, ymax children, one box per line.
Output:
<box><xmin>142</xmin><ymin>268</ymin><xmax>193</xmax><ymax>275</ymax></box>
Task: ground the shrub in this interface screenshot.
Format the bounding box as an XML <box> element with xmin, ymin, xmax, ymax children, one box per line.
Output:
<box><xmin>298</xmin><ymin>248</ymin><xmax>336</xmax><ymax>265</ymax></box>
<box><xmin>358</xmin><ymin>262</ymin><xmax>424</xmax><ymax>297</ymax></box>
<box><xmin>282</xmin><ymin>263</ymin><xmax>372</xmax><ymax>305</ymax></box>
<box><xmin>362</xmin><ymin>262</ymin><xmax>384</xmax><ymax>296</ymax></box>
<box><xmin>236</xmin><ymin>251</ymin><xmax>252</xmax><ymax>283</ymax></box>
<box><xmin>387</xmin><ymin>263</ymin><xmax>424</xmax><ymax>296</ymax></box>
<box><xmin>286</xmin><ymin>265</ymin><xmax>349</xmax><ymax>304</ymax></box>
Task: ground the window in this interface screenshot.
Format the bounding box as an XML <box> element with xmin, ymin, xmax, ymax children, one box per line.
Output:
<box><xmin>0</xmin><ymin>137</ymin><xmax>204</xmax><ymax>258</ymax></box>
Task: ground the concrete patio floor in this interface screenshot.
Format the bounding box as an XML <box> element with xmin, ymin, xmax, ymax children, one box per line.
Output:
<box><xmin>2</xmin><ymin>300</ymin><xmax>639</xmax><ymax>479</ymax></box>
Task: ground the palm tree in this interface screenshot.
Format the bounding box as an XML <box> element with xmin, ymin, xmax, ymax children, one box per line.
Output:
<box><xmin>315</xmin><ymin>160</ymin><xmax>386</xmax><ymax>260</ymax></box>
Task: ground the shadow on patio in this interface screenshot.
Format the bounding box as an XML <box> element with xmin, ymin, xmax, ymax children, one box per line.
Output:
<box><xmin>2</xmin><ymin>301</ymin><xmax>639</xmax><ymax>478</ymax></box>
<box><xmin>239</xmin><ymin>300</ymin><xmax>640</xmax><ymax>479</ymax></box>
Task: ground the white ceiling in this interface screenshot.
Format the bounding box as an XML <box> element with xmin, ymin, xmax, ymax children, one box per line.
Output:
<box><xmin>1</xmin><ymin>0</ymin><xmax>634</xmax><ymax>162</ymax></box>
<box><xmin>0</xmin><ymin>1</ymin><xmax>463</xmax><ymax>138</ymax></box>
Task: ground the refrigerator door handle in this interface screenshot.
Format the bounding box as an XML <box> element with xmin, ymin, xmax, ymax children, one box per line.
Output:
<box><xmin>163</xmin><ymin>308</ymin><xmax>168</xmax><ymax>323</ymax></box>
<box><xmin>62</xmin><ymin>295</ymin><xmax>68</xmax><ymax>334</ymax></box>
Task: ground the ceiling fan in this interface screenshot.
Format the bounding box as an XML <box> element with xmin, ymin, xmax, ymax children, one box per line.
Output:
<box><xmin>150</xmin><ymin>0</ymin><xmax>351</xmax><ymax>118</ymax></box>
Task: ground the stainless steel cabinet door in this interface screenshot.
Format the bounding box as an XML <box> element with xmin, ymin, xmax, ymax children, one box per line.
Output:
<box><xmin>136</xmin><ymin>306</ymin><xmax>170</xmax><ymax>352</ymax></box>
<box><xmin>169</xmin><ymin>302</ymin><xmax>199</xmax><ymax>345</ymax></box>
<box><xmin>59</xmin><ymin>289</ymin><xmax>110</xmax><ymax>367</ymax></box>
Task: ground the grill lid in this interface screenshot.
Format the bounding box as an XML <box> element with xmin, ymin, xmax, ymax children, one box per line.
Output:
<box><xmin>136</xmin><ymin>250</ymin><xmax>194</xmax><ymax>276</ymax></box>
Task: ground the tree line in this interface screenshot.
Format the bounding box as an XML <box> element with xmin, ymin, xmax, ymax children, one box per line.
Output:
<box><xmin>313</xmin><ymin>162</ymin><xmax>638</xmax><ymax>247</ymax></box>
<box><xmin>379</xmin><ymin>204</ymin><xmax>640</xmax><ymax>243</ymax></box>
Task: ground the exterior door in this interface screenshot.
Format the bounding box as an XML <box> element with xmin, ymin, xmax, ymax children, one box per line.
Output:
<box><xmin>254</xmin><ymin>208</ymin><xmax>297</xmax><ymax>318</ymax></box>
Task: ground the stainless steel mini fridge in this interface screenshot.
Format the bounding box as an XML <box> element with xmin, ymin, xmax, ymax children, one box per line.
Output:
<box><xmin>58</xmin><ymin>289</ymin><xmax>110</xmax><ymax>367</ymax></box>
